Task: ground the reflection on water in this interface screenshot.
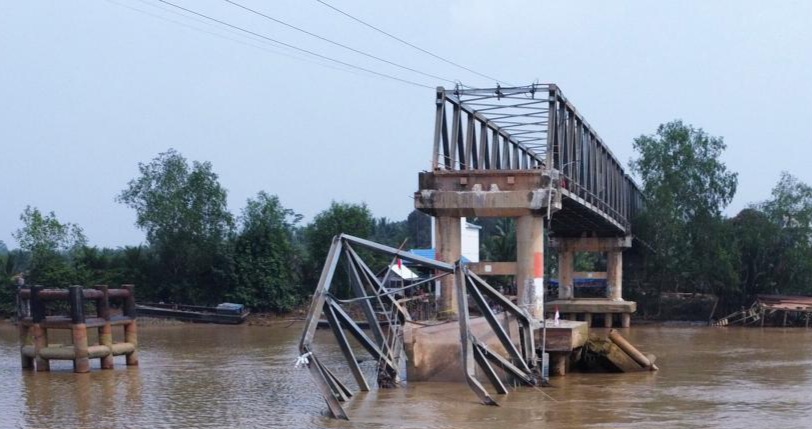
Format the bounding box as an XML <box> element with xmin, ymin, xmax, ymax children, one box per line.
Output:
<box><xmin>2</xmin><ymin>322</ymin><xmax>812</xmax><ymax>428</ymax></box>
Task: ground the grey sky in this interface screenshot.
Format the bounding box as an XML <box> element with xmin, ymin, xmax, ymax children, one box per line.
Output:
<box><xmin>2</xmin><ymin>1</ymin><xmax>810</xmax><ymax>248</ymax></box>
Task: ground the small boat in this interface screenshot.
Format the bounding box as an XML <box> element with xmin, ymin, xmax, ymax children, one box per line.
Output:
<box><xmin>136</xmin><ymin>302</ymin><xmax>250</xmax><ymax>324</ymax></box>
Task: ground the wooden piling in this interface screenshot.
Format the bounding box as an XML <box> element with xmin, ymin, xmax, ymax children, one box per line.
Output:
<box><xmin>69</xmin><ymin>286</ymin><xmax>91</xmax><ymax>373</ymax></box>
<box><xmin>122</xmin><ymin>284</ymin><xmax>139</xmax><ymax>366</ymax></box>
<box><xmin>18</xmin><ymin>287</ymin><xmax>34</xmax><ymax>369</ymax></box>
<box><xmin>95</xmin><ymin>285</ymin><xmax>115</xmax><ymax>369</ymax></box>
<box><xmin>19</xmin><ymin>322</ymin><xmax>33</xmax><ymax>369</ymax></box>
<box><xmin>18</xmin><ymin>284</ymin><xmax>139</xmax><ymax>372</ymax></box>
<box><xmin>31</xmin><ymin>286</ymin><xmax>50</xmax><ymax>372</ymax></box>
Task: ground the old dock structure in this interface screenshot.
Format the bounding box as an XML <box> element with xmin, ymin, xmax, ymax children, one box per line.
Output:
<box><xmin>714</xmin><ymin>294</ymin><xmax>812</xmax><ymax>327</ymax></box>
<box><xmin>18</xmin><ymin>285</ymin><xmax>139</xmax><ymax>373</ymax></box>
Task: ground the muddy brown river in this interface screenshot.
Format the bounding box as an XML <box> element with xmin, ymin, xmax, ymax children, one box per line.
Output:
<box><xmin>1</xmin><ymin>321</ymin><xmax>811</xmax><ymax>428</ymax></box>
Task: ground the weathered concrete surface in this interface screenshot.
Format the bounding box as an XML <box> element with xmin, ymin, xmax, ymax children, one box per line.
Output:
<box><xmin>403</xmin><ymin>317</ymin><xmax>588</xmax><ymax>382</ymax></box>
<box><xmin>467</xmin><ymin>262</ymin><xmax>517</xmax><ymax>276</ymax></box>
<box><xmin>414</xmin><ymin>170</ymin><xmax>559</xmax><ymax>218</ymax></box>
<box><xmin>534</xmin><ymin>319</ymin><xmax>589</xmax><ymax>352</ymax></box>
<box><xmin>549</xmin><ymin>236</ymin><xmax>632</xmax><ymax>252</ymax></box>
<box><xmin>516</xmin><ymin>215</ymin><xmax>544</xmax><ymax>320</ymax></box>
<box><xmin>435</xmin><ymin>216</ymin><xmax>461</xmax><ymax>319</ymax></box>
<box><xmin>546</xmin><ymin>299</ymin><xmax>637</xmax><ymax>314</ymax></box>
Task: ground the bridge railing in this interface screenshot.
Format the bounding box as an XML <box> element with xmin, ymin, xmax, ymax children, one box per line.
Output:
<box><xmin>432</xmin><ymin>85</ymin><xmax>548</xmax><ymax>171</ymax></box>
<box><xmin>432</xmin><ymin>85</ymin><xmax>643</xmax><ymax>232</ymax></box>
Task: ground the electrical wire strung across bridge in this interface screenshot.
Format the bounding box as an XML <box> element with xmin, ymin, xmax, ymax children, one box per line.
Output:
<box><xmin>108</xmin><ymin>0</ymin><xmax>514</xmax><ymax>90</ymax></box>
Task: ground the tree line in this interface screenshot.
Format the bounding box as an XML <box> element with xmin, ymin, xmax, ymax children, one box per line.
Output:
<box><xmin>0</xmin><ymin>149</ymin><xmax>432</xmax><ymax>315</ymax></box>
<box><xmin>3</xmin><ymin>121</ymin><xmax>812</xmax><ymax>318</ymax></box>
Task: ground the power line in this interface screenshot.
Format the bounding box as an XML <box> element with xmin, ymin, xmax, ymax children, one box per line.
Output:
<box><xmin>152</xmin><ymin>0</ymin><xmax>433</xmax><ymax>89</ymax></box>
<box><xmin>116</xmin><ymin>0</ymin><xmax>369</xmax><ymax>77</ymax></box>
<box><xmin>222</xmin><ymin>0</ymin><xmax>457</xmax><ymax>85</ymax></box>
<box><xmin>315</xmin><ymin>0</ymin><xmax>511</xmax><ymax>86</ymax></box>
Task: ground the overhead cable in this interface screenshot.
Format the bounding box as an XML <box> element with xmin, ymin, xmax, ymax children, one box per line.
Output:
<box><xmin>153</xmin><ymin>0</ymin><xmax>433</xmax><ymax>89</ymax></box>
<box><xmin>223</xmin><ymin>0</ymin><xmax>457</xmax><ymax>85</ymax></box>
<box><xmin>108</xmin><ymin>0</ymin><xmax>361</xmax><ymax>75</ymax></box>
<box><xmin>315</xmin><ymin>0</ymin><xmax>512</xmax><ymax>86</ymax></box>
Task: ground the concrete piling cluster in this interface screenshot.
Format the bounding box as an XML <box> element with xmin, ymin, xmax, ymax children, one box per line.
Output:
<box><xmin>18</xmin><ymin>284</ymin><xmax>139</xmax><ymax>373</ymax></box>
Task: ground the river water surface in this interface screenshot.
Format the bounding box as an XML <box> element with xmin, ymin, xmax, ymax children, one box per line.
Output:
<box><xmin>1</xmin><ymin>321</ymin><xmax>811</xmax><ymax>428</ymax></box>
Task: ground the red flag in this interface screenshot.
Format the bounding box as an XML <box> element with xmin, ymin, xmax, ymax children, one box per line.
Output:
<box><xmin>397</xmin><ymin>258</ymin><xmax>402</xmax><ymax>270</ymax></box>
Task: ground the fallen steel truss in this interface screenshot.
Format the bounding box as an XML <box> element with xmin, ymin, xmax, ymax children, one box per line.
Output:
<box><xmin>298</xmin><ymin>234</ymin><xmax>543</xmax><ymax>420</ymax></box>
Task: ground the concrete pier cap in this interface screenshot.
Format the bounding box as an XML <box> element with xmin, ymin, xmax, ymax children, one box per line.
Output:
<box><xmin>415</xmin><ymin>169</ymin><xmax>560</xmax><ymax>320</ymax></box>
<box><xmin>415</xmin><ymin>170</ymin><xmax>560</xmax><ymax>218</ymax></box>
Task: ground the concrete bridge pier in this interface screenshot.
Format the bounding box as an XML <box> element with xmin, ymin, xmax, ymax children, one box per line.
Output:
<box><xmin>549</xmin><ymin>236</ymin><xmax>635</xmax><ymax>328</ymax></box>
<box><xmin>516</xmin><ymin>215</ymin><xmax>545</xmax><ymax>320</ymax></box>
<box><xmin>435</xmin><ymin>216</ymin><xmax>461</xmax><ymax>320</ymax></box>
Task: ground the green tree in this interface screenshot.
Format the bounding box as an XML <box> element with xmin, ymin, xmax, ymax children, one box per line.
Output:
<box><xmin>303</xmin><ymin>201</ymin><xmax>374</xmax><ymax>296</ymax></box>
<box><xmin>117</xmin><ymin>149</ymin><xmax>234</xmax><ymax>304</ymax></box>
<box><xmin>12</xmin><ymin>206</ymin><xmax>87</xmax><ymax>286</ymax></box>
<box><xmin>481</xmin><ymin>218</ymin><xmax>516</xmax><ymax>262</ymax></box>
<box><xmin>230</xmin><ymin>192</ymin><xmax>302</xmax><ymax>311</ymax></box>
<box><xmin>729</xmin><ymin>208</ymin><xmax>781</xmax><ymax>301</ymax></box>
<box><xmin>370</xmin><ymin>217</ymin><xmax>408</xmax><ymax>248</ymax></box>
<box><xmin>405</xmin><ymin>210</ymin><xmax>432</xmax><ymax>248</ymax></box>
<box><xmin>630</xmin><ymin>120</ymin><xmax>739</xmax><ymax>302</ymax></box>
<box><xmin>755</xmin><ymin>172</ymin><xmax>812</xmax><ymax>295</ymax></box>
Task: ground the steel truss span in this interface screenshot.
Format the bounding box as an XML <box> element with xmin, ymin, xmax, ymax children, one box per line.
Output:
<box><xmin>432</xmin><ymin>84</ymin><xmax>643</xmax><ymax>236</ymax></box>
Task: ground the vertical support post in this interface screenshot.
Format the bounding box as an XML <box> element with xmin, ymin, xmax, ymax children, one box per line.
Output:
<box><xmin>122</xmin><ymin>284</ymin><xmax>139</xmax><ymax>366</ymax></box>
<box><xmin>19</xmin><ymin>304</ymin><xmax>33</xmax><ymax>369</ymax></box>
<box><xmin>604</xmin><ymin>313</ymin><xmax>614</xmax><ymax>328</ymax></box>
<box><xmin>606</xmin><ymin>250</ymin><xmax>623</xmax><ymax>301</ymax></box>
<box><xmin>96</xmin><ymin>285</ymin><xmax>114</xmax><ymax>369</ymax></box>
<box><xmin>435</xmin><ymin>216</ymin><xmax>461</xmax><ymax>320</ymax></box>
<box><xmin>69</xmin><ymin>285</ymin><xmax>90</xmax><ymax>373</ymax></box>
<box><xmin>31</xmin><ymin>285</ymin><xmax>49</xmax><ymax>372</ymax></box>
<box><xmin>584</xmin><ymin>312</ymin><xmax>593</xmax><ymax>327</ymax></box>
<box><xmin>516</xmin><ymin>215</ymin><xmax>544</xmax><ymax>320</ymax></box>
<box><xmin>621</xmin><ymin>313</ymin><xmax>631</xmax><ymax>328</ymax></box>
<box><xmin>558</xmin><ymin>250</ymin><xmax>574</xmax><ymax>300</ymax></box>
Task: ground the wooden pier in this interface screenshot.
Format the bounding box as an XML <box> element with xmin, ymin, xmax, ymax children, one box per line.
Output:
<box><xmin>714</xmin><ymin>294</ymin><xmax>812</xmax><ymax>327</ymax></box>
<box><xmin>18</xmin><ymin>285</ymin><xmax>139</xmax><ymax>373</ymax></box>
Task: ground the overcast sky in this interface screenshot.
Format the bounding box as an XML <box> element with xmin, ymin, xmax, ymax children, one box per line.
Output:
<box><xmin>2</xmin><ymin>1</ymin><xmax>810</xmax><ymax>249</ymax></box>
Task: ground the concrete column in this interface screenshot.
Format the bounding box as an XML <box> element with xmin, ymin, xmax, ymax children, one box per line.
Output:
<box><xmin>550</xmin><ymin>353</ymin><xmax>567</xmax><ymax>376</ymax></box>
<box><xmin>435</xmin><ymin>216</ymin><xmax>461</xmax><ymax>320</ymax></box>
<box><xmin>558</xmin><ymin>250</ymin><xmax>574</xmax><ymax>300</ymax></box>
<box><xmin>606</xmin><ymin>250</ymin><xmax>623</xmax><ymax>301</ymax></box>
<box><xmin>621</xmin><ymin>313</ymin><xmax>631</xmax><ymax>328</ymax></box>
<box><xmin>516</xmin><ymin>215</ymin><xmax>544</xmax><ymax>320</ymax></box>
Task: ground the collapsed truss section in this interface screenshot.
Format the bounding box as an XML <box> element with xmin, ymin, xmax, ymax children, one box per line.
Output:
<box><xmin>298</xmin><ymin>234</ymin><xmax>543</xmax><ymax>420</ymax></box>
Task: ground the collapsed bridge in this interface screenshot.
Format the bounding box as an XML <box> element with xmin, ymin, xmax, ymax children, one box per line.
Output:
<box><xmin>299</xmin><ymin>84</ymin><xmax>649</xmax><ymax>419</ymax></box>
